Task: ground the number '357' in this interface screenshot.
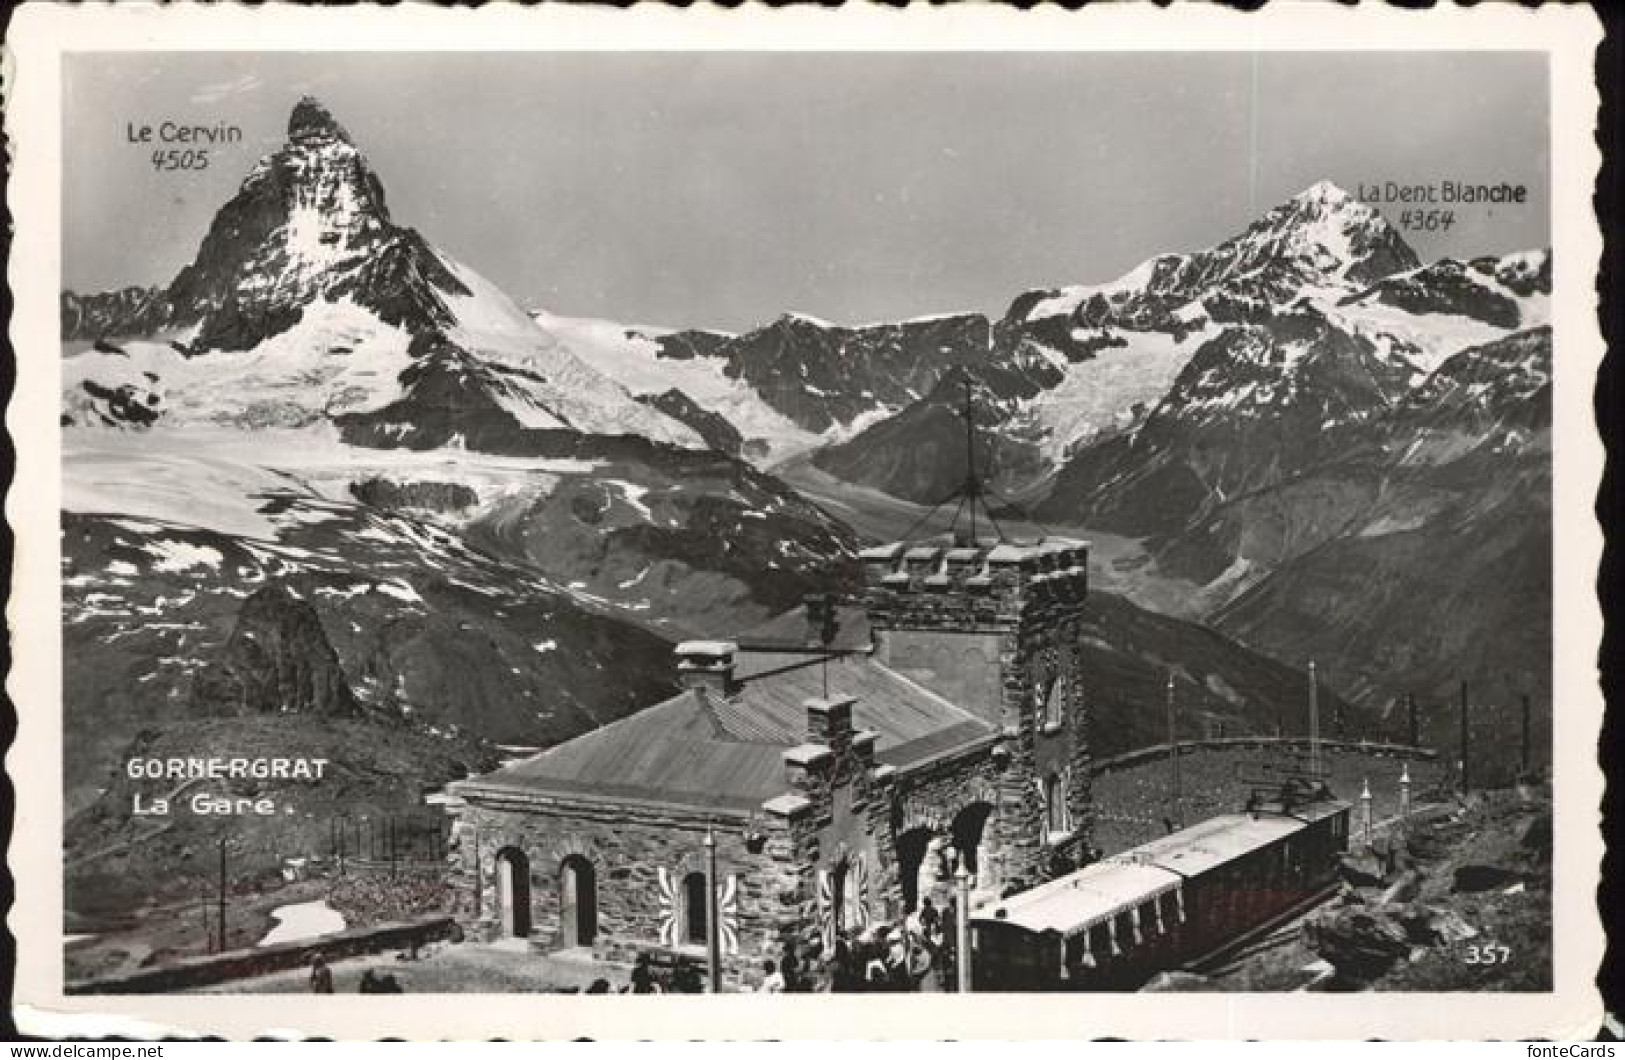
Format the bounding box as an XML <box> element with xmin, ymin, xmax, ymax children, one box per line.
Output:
<box><xmin>1462</xmin><ymin>943</ymin><xmax>1513</xmax><ymax>964</ymax></box>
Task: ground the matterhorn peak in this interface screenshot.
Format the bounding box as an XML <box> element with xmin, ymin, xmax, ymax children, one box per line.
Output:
<box><xmin>287</xmin><ymin>95</ymin><xmax>353</xmax><ymax>147</ymax></box>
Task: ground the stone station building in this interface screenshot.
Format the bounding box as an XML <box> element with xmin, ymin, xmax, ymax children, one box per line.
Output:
<box><xmin>445</xmin><ymin>535</ymin><xmax>1095</xmax><ymax>987</ymax></box>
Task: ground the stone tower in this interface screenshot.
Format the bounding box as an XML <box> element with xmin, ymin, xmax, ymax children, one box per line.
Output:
<box><xmin>860</xmin><ymin>536</ymin><xmax>1093</xmax><ymax>892</ymax></box>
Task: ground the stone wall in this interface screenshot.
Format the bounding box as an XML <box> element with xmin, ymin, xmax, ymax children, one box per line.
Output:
<box><xmin>450</xmin><ymin>794</ymin><xmax>795</xmax><ymax>989</ymax></box>
<box><xmin>861</xmin><ymin>538</ymin><xmax>1095</xmax><ymax>891</ymax></box>
<box><xmin>67</xmin><ymin>916</ymin><xmax>458</xmax><ymax>995</ymax></box>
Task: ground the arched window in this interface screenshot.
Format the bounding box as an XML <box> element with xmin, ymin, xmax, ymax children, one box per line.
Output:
<box><xmin>560</xmin><ymin>855</ymin><xmax>597</xmax><ymax>949</ymax></box>
<box><xmin>1045</xmin><ymin>673</ymin><xmax>1066</xmax><ymax>729</ymax></box>
<box><xmin>493</xmin><ymin>847</ymin><xmax>532</xmax><ymax>938</ymax></box>
<box><xmin>682</xmin><ymin>871</ymin><xmax>708</xmax><ymax>946</ymax></box>
<box><xmin>1045</xmin><ymin>771</ymin><xmax>1070</xmax><ymax>836</ymax></box>
<box><xmin>830</xmin><ymin>859</ymin><xmax>849</xmax><ymax>935</ymax></box>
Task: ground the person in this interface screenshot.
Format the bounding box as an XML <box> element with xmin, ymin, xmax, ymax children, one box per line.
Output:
<box><xmin>309</xmin><ymin>956</ymin><xmax>334</xmax><ymax>994</ymax></box>
<box><xmin>863</xmin><ymin>933</ymin><xmax>889</xmax><ymax>990</ymax></box>
<box><xmin>672</xmin><ymin>960</ymin><xmax>703</xmax><ymax>994</ymax></box>
<box><xmin>830</xmin><ymin>937</ymin><xmax>858</xmax><ymax>993</ymax></box>
<box><xmin>358</xmin><ymin>969</ymin><xmax>380</xmax><ymax>994</ymax></box>
<box><xmin>630</xmin><ymin>953</ymin><xmax>656</xmax><ymax>995</ymax></box>
<box><xmin>779</xmin><ymin>941</ymin><xmax>801</xmax><ymax>993</ymax></box>
<box><xmin>886</xmin><ymin>937</ymin><xmax>912</xmax><ymax>992</ymax></box>
<box><xmin>918</xmin><ymin>897</ymin><xmax>940</xmax><ymax>941</ymax></box>
<box><xmin>758</xmin><ymin>959</ymin><xmax>785</xmax><ymax>993</ymax></box>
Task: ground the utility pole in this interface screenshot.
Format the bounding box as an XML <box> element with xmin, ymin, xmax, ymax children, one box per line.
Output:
<box><xmin>962</xmin><ymin>378</ymin><xmax>979</xmax><ymax>546</ymax></box>
<box><xmin>1308</xmin><ymin>661</ymin><xmax>1321</xmax><ymax>781</ymax></box>
<box><xmin>1166</xmin><ymin>673</ymin><xmax>1182</xmax><ymax>828</ymax></box>
<box><xmin>955</xmin><ymin>862</ymin><xmax>973</xmax><ymax>993</ymax></box>
<box><xmin>1521</xmin><ymin>693</ymin><xmax>1532</xmax><ymax>776</ymax></box>
<box><xmin>1407</xmin><ymin>693</ymin><xmax>1419</xmax><ymax>748</ymax></box>
<box><xmin>1359</xmin><ymin>779</ymin><xmax>1373</xmax><ymax>852</ymax></box>
<box><xmin>1459</xmin><ymin>681</ymin><xmax>1470</xmax><ymax>794</ymax></box>
<box><xmin>704</xmin><ymin>827</ymin><xmax>722</xmax><ymax>993</ymax></box>
<box><xmin>216</xmin><ymin>837</ymin><xmax>228</xmax><ymax>953</ymax></box>
<box><xmin>472</xmin><ymin>825</ymin><xmax>483</xmax><ymax>921</ymax></box>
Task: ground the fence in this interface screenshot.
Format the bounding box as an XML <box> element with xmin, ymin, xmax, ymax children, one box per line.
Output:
<box><xmin>1089</xmin><ymin>735</ymin><xmax>1438</xmax><ymax>779</ymax></box>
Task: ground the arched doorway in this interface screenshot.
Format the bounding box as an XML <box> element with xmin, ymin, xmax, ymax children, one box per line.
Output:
<box><xmin>682</xmin><ymin>871</ymin><xmax>709</xmax><ymax>946</ymax></box>
<box><xmin>895</xmin><ymin>827</ymin><xmax>935</xmax><ymax>913</ymax></box>
<box><xmin>494</xmin><ymin>847</ymin><xmax>532</xmax><ymax>938</ymax></box>
<box><xmin>559</xmin><ymin>855</ymin><xmax>598</xmax><ymax>949</ymax></box>
<box><xmin>951</xmin><ymin>802</ymin><xmax>995</xmax><ymax>889</ymax></box>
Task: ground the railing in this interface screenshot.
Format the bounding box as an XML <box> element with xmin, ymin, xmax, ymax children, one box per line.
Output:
<box><xmin>1089</xmin><ymin>736</ymin><xmax>1438</xmax><ymax>778</ymax></box>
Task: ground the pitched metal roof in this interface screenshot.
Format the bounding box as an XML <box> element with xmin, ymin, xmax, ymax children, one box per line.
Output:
<box><xmin>733</xmin><ymin>604</ymin><xmax>873</xmax><ymax>654</ymax></box>
<box><xmin>459</xmin><ymin>650</ymin><xmax>997</xmax><ymax>814</ymax></box>
<box><xmin>1123</xmin><ymin>813</ymin><xmax>1306</xmax><ymax>878</ymax></box>
<box><xmin>972</xmin><ymin>860</ymin><xmax>1183</xmax><ymax>938</ymax></box>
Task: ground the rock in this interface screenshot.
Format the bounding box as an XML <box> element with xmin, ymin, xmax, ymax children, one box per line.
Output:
<box><xmin>1338</xmin><ymin>853</ymin><xmax>1387</xmax><ymax>889</ymax></box>
<box><xmin>636</xmin><ymin>389</ymin><xmax>744</xmax><ymax>456</ymax></box>
<box><xmin>191</xmin><ymin>583</ymin><xmax>360</xmax><ymax>717</ymax></box>
<box><xmin>1452</xmin><ymin>864</ymin><xmax>1522</xmax><ymax>894</ymax></box>
<box><xmin>1302</xmin><ymin>907</ymin><xmax>1413</xmax><ymax>982</ymax></box>
<box><xmin>1519</xmin><ymin>815</ymin><xmax>1552</xmax><ymax>859</ymax></box>
<box><xmin>1141</xmin><ymin>970</ymin><xmax>1216</xmax><ymax>993</ymax></box>
<box><xmin>1378</xmin><ymin>869</ymin><xmax>1424</xmax><ymax>905</ymax></box>
<box><xmin>1392</xmin><ymin>903</ymin><xmax>1478</xmax><ymax>945</ymax></box>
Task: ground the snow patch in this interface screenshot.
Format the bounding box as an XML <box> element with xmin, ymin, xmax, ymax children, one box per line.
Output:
<box><xmin>144</xmin><ymin>540</ymin><xmax>224</xmax><ymax>573</ymax></box>
<box><xmin>257</xmin><ymin>900</ymin><xmax>346</xmax><ymax>947</ymax></box>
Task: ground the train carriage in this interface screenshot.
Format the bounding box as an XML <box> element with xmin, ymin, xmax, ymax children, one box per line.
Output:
<box><xmin>971</xmin><ymin>797</ymin><xmax>1350</xmax><ymax>991</ymax></box>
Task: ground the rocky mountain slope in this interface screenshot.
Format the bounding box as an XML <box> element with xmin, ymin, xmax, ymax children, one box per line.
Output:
<box><xmin>810</xmin><ymin>367</ymin><xmax>1046</xmax><ymax>504</ymax></box>
<box><xmin>782</xmin><ymin>183</ymin><xmax>1549</xmax><ymax>769</ymax></box>
<box><xmin>63</xmin><ymin>97</ymin><xmax>699</xmax><ymax>448</ymax></box>
<box><xmin>62</xmin><ymin>97</ymin><xmax>858</xmax><ymax>638</ymax></box>
<box><xmin>59</xmin><ymin>98</ymin><xmax>864</xmax><ymax>929</ymax></box>
<box><xmin>1204</xmin><ymin>328</ymin><xmax>1551</xmax><ymax>769</ymax></box>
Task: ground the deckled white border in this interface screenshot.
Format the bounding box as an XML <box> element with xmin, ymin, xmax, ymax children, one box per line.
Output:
<box><xmin>4</xmin><ymin>1</ymin><xmax>1605</xmax><ymax>1041</ymax></box>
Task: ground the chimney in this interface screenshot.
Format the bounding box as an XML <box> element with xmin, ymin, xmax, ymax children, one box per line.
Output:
<box><xmin>806</xmin><ymin>694</ymin><xmax>857</xmax><ymax>756</ymax></box>
<box><xmin>675</xmin><ymin>640</ymin><xmax>739</xmax><ymax>697</ymax></box>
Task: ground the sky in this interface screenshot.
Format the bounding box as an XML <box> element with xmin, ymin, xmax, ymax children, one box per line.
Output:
<box><xmin>64</xmin><ymin>52</ymin><xmax>1549</xmax><ymax>332</ymax></box>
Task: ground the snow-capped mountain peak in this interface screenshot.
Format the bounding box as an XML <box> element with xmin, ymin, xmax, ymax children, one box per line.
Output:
<box><xmin>1243</xmin><ymin>179</ymin><xmax>1417</xmax><ymax>287</ymax></box>
<box><xmin>1005</xmin><ymin>181</ymin><xmax>1420</xmax><ymax>339</ymax></box>
<box><xmin>64</xmin><ymin>98</ymin><xmax>702</xmax><ymax>449</ymax></box>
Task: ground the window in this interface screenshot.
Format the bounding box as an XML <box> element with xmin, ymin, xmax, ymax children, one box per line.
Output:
<box><xmin>1045</xmin><ymin>674</ymin><xmax>1066</xmax><ymax>730</ymax></box>
<box><xmin>834</xmin><ymin>861</ymin><xmax>849</xmax><ymax>934</ymax></box>
<box><xmin>682</xmin><ymin>871</ymin><xmax>708</xmax><ymax>946</ymax></box>
<box><xmin>1044</xmin><ymin>772</ymin><xmax>1070</xmax><ymax>836</ymax></box>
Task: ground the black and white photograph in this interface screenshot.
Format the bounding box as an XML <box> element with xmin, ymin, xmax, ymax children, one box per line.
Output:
<box><xmin>6</xmin><ymin>1</ymin><xmax>1606</xmax><ymax>1041</ymax></box>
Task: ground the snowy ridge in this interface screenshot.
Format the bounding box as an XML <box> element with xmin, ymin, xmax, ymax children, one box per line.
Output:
<box><xmin>436</xmin><ymin>260</ymin><xmax>701</xmax><ymax>446</ymax></box>
<box><xmin>527</xmin><ymin>309</ymin><xmax>820</xmax><ymax>461</ymax></box>
<box><xmin>1018</xmin><ymin>325</ymin><xmax>1212</xmax><ymax>459</ymax></box>
<box><xmin>63</xmin><ymin>299</ymin><xmax>417</xmax><ymax>430</ymax></box>
<box><xmin>62</xmin><ymin>96</ymin><xmax>702</xmax><ymax>452</ymax></box>
<box><xmin>1013</xmin><ymin>181</ymin><xmax>1420</xmax><ymax>334</ymax></box>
